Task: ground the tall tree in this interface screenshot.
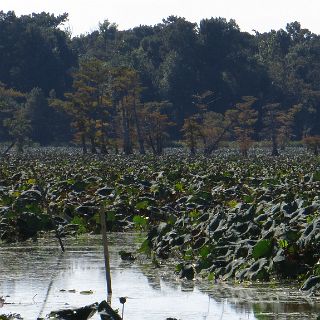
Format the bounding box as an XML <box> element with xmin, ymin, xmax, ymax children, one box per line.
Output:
<box><xmin>25</xmin><ymin>87</ymin><xmax>54</xmax><ymax>145</ymax></box>
<box><xmin>181</xmin><ymin>115</ymin><xmax>203</xmax><ymax>155</ymax></box>
<box><xmin>3</xmin><ymin>106</ymin><xmax>31</xmax><ymax>153</ymax></box>
<box><xmin>262</xmin><ymin>103</ymin><xmax>299</xmax><ymax>155</ymax></box>
<box><xmin>0</xmin><ymin>82</ymin><xmax>30</xmax><ymax>152</ymax></box>
<box><xmin>202</xmin><ymin>110</ymin><xmax>238</xmax><ymax>155</ymax></box>
<box><xmin>111</xmin><ymin>67</ymin><xmax>144</xmax><ymax>154</ymax></box>
<box><xmin>0</xmin><ymin>11</ymin><xmax>76</xmax><ymax>95</ymax></box>
<box><xmin>232</xmin><ymin>96</ymin><xmax>258</xmax><ymax>157</ymax></box>
<box><xmin>50</xmin><ymin>58</ymin><xmax>111</xmax><ymax>153</ymax></box>
<box><xmin>141</xmin><ymin>101</ymin><xmax>173</xmax><ymax>155</ymax></box>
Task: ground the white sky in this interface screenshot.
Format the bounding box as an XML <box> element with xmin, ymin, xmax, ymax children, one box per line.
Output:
<box><xmin>1</xmin><ymin>0</ymin><xmax>320</xmax><ymax>36</ymax></box>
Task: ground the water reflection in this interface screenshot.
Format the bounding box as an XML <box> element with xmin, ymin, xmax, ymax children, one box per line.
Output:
<box><xmin>0</xmin><ymin>234</ymin><xmax>319</xmax><ymax>319</ymax></box>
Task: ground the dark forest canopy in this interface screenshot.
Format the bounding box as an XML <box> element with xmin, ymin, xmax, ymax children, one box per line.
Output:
<box><xmin>1</xmin><ymin>11</ymin><xmax>320</xmax><ymax>154</ymax></box>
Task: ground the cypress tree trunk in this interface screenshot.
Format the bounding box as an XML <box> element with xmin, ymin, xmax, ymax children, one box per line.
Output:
<box><xmin>16</xmin><ymin>136</ymin><xmax>24</xmax><ymax>153</ymax></box>
<box><xmin>156</xmin><ymin>134</ymin><xmax>163</xmax><ymax>155</ymax></box>
<box><xmin>190</xmin><ymin>144</ymin><xmax>196</xmax><ymax>156</ymax></box>
<box><xmin>242</xmin><ymin>148</ymin><xmax>248</xmax><ymax>158</ymax></box>
<box><xmin>271</xmin><ymin>132</ymin><xmax>279</xmax><ymax>156</ymax></box>
<box><xmin>110</xmin><ymin>102</ymin><xmax>119</xmax><ymax>155</ymax></box>
<box><xmin>100</xmin><ymin>134</ymin><xmax>108</xmax><ymax>154</ymax></box>
<box><xmin>148</xmin><ymin>135</ymin><xmax>157</xmax><ymax>155</ymax></box>
<box><xmin>90</xmin><ymin>136</ymin><xmax>97</xmax><ymax>154</ymax></box>
<box><xmin>314</xmin><ymin>146</ymin><xmax>318</xmax><ymax>156</ymax></box>
<box><xmin>122</xmin><ymin>104</ymin><xmax>132</xmax><ymax>155</ymax></box>
<box><xmin>81</xmin><ymin>134</ymin><xmax>87</xmax><ymax>154</ymax></box>
<box><xmin>132</xmin><ymin>98</ymin><xmax>145</xmax><ymax>154</ymax></box>
<box><xmin>189</xmin><ymin>128</ymin><xmax>196</xmax><ymax>156</ymax></box>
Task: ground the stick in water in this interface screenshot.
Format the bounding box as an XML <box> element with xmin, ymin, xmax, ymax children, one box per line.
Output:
<box><xmin>100</xmin><ymin>208</ymin><xmax>112</xmax><ymax>295</ymax></box>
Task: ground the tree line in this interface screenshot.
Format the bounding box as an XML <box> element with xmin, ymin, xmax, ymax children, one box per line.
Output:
<box><xmin>1</xmin><ymin>11</ymin><xmax>320</xmax><ymax>155</ymax></box>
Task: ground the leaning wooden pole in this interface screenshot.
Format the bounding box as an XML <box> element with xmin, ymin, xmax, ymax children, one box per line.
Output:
<box><xmin>100</xmin><ymin>209</ymin><xmax>112</xmax><ymax>295</ymax></box>
<box><xmin>1</xmin><ymin>141</ymin><xmax>15</xmax><ymax>158</ymax></box>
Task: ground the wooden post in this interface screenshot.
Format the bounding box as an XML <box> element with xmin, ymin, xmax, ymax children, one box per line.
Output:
<box><xmin>100</xmin><ymin>209</ymin><xmax>112</xmax><ymax>295</ymax></box>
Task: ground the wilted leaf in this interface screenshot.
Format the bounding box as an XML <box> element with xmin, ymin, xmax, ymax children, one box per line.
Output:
<box><xmin>80</xmin><ymin>290</ymin><xmax>93</xmax><ymax>295</ymax></box>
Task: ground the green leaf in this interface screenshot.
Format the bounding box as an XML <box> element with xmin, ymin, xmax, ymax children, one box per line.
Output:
<box><xmin>252</xmin><ymin>239</ymin><xmax>273</xmax><ymax>260</ymax></box>
<box><xmin>27</xmin><ymin>178</ymin><xmax>36</xmax><ymax>185</ymax></box>
<box><xmin>135</xmin><ymin>200</ymin><xmax>149</xmax><ymax>210</ymax></box>
<box><xmin>174</xmin><ymin>182</ymin><xmax>184</xmax><ymax>192</ymax></box>
<box><xmin>199</xmin><ymin>245</ymin><xmax>210</xmax><ymax>259</ymax></box>
<box><xmin>175</xmin><ymin>263</ymin><xmax>183</xmax><ymax>273</ymax></box>
<box><xmin>167</xmin><ymin>215</ymin><xmax>176</xmax><ymax>225</ymax></box>
<box><xmin>243</xmin><ymin>195</ymin><xmax>254</xmax><ymax>203</ymax></box>
<box><xmin>0</xmin><ymin>194</ymin><xmax>14</xmax><ymax>206</ymax></box>
<box><xmin>25</xmin><ymin>203</ymin><xmax>42</xmax><ymax>214</ymax></box>
<box><xmin>106</xmin><ymin>211</ymin><xmax>116</xmax><ymax>222</ymax></box>
<box><xmin>313</xmin><ymin>171</ymin><xmax>320</xmax><ymax>182</ymax></box>
<box><xmin>138</xmin><ymin>238</ymin><xmax>151</xmax><ymax>254</ymax></box>
<box><xmin>227</xmin><ymin>200</ymin><xmax>238</xmax><ymax>208</ymax></box>
<box><xmin>223</xmin><ymin>171</ymin><xmax>233</xmax><ymax>178</ymax></box>
<box><xmin>133</xmin><ymin>215</ymin><xmax>148</xmax><ymax>229</ymax></box>
<box><xmin>71</xmin><ymin>216</ymin><xmax>87</xmax><ymax>234</ymax></box>
<box><xmin>208</xmin><ymin>272</ymin><xmax>215</xmax><ymax>281</ymax></box>
<box><xmin>12</xmin><ymin>191</ymin><xmax>20</xmax><ymax>198</ymax></box>
<box><xmin>150</xmin><ymin>184</ymin><xmax>159</xmax><ymax>193</ymax></box>
<box><xmin>278</xmin><ymin>239</ymin><xmax>288</xmax><ymax>249</ymax></box>
<box><xmin>183</xmin><ymin>248</ymin><xmax>193</xmax><ymax>261</ymax></box>
<box><xmin>92</xmin><ymin>213</ymin><xmax>100</xmax><ymax>224</ymax></box>
<box><xmin>66</xmin><ymin>178</ymin><xmax>75</xmax><ymax>185</ymax></box>
<box><xmin>288</xmin><ymin>245</ymin><xmax>296</xmax><ymax>255</ymax></box>
<box><xmin>189</xmin><ymin>209</ymin><xmax>200</xmax><ymax>220</ymax></box>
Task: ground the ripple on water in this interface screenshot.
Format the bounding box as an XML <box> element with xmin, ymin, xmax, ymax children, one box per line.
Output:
<box><xmin>0</xmin><ymin>233</ymin><xmax>319</xmax><ymax>319</ymax></box>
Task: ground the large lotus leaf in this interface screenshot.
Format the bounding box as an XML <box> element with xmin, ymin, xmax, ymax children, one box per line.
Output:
<box><xmin>133</xmin><ymin>215</ymin><xmax>148</xmax><ymax>229</ymax></box>
<box><xmin>199</xmin><ymin>244</ymin><xmax>211</xmax><ymax>258</ymax></box>
<box><xmin>312</xmin><ymin>171</ymin><xmax>320</xmax><ymax>182</ymax></box>
<box><xmin>187</xmin><ymin>191</ymin><xmax>212</xmax><ymax>205</ymax></box>
<box><xmin>252</xmin><ymin>239</ymin><xmax>273</xmax><ymax>260</ymax></box>
<box><xmin>0</xmin><ymin>193</ymin><xmax>13</xmax><ymax>206</ymax></box>
<box><xmin>71</xmin><ymin>216</ymin><xmax>87</xmax><ymax>234</ymax></box>
<box><xmin>243</xmin><ymin>195</ymin><xmax>254</xmax><ymax>203</ymax></box>
<box><xmin>72</xmin><ymin>180</ymin><xmax>87</xmax><ymax>192</ymax></box>
<box><xmin>138</xmin><ymin>238</ymin><xmax>151</xmax><ymax>254</ymax></box>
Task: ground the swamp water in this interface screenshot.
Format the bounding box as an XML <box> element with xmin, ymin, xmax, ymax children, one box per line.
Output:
<box><xmin>0</xmin><ymin>233</ymin><xmax>319</xmax><ymax>320</ymax></box>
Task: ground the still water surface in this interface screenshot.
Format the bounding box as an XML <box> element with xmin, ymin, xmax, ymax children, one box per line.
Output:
<box><xmin>0</xmin><ymin>233</ymin><xmax>319</xmax><ymax>319</ymax></box>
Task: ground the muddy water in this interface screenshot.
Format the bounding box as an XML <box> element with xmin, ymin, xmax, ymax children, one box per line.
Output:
<box><xmin>0</xmin><ymin>233</ymin><xmax>319</xmax><ymax>319</ymax></box>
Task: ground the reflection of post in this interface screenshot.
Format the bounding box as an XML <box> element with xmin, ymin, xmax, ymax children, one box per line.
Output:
<box><xmin>100</xmin><ymin>209</ymin><xmax>112</xmax><ymax>295</ymax></box>
<box><xmin>37</xmin><ymin>252</ymin><xmax>64</xmax><ymax>318</ymax></box>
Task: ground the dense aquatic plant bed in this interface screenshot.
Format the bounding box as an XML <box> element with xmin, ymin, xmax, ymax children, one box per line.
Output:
<box><xmin>0</xmin><ymin>148</ymin><xmax>320</xmax><ymax>292</ymax></box>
